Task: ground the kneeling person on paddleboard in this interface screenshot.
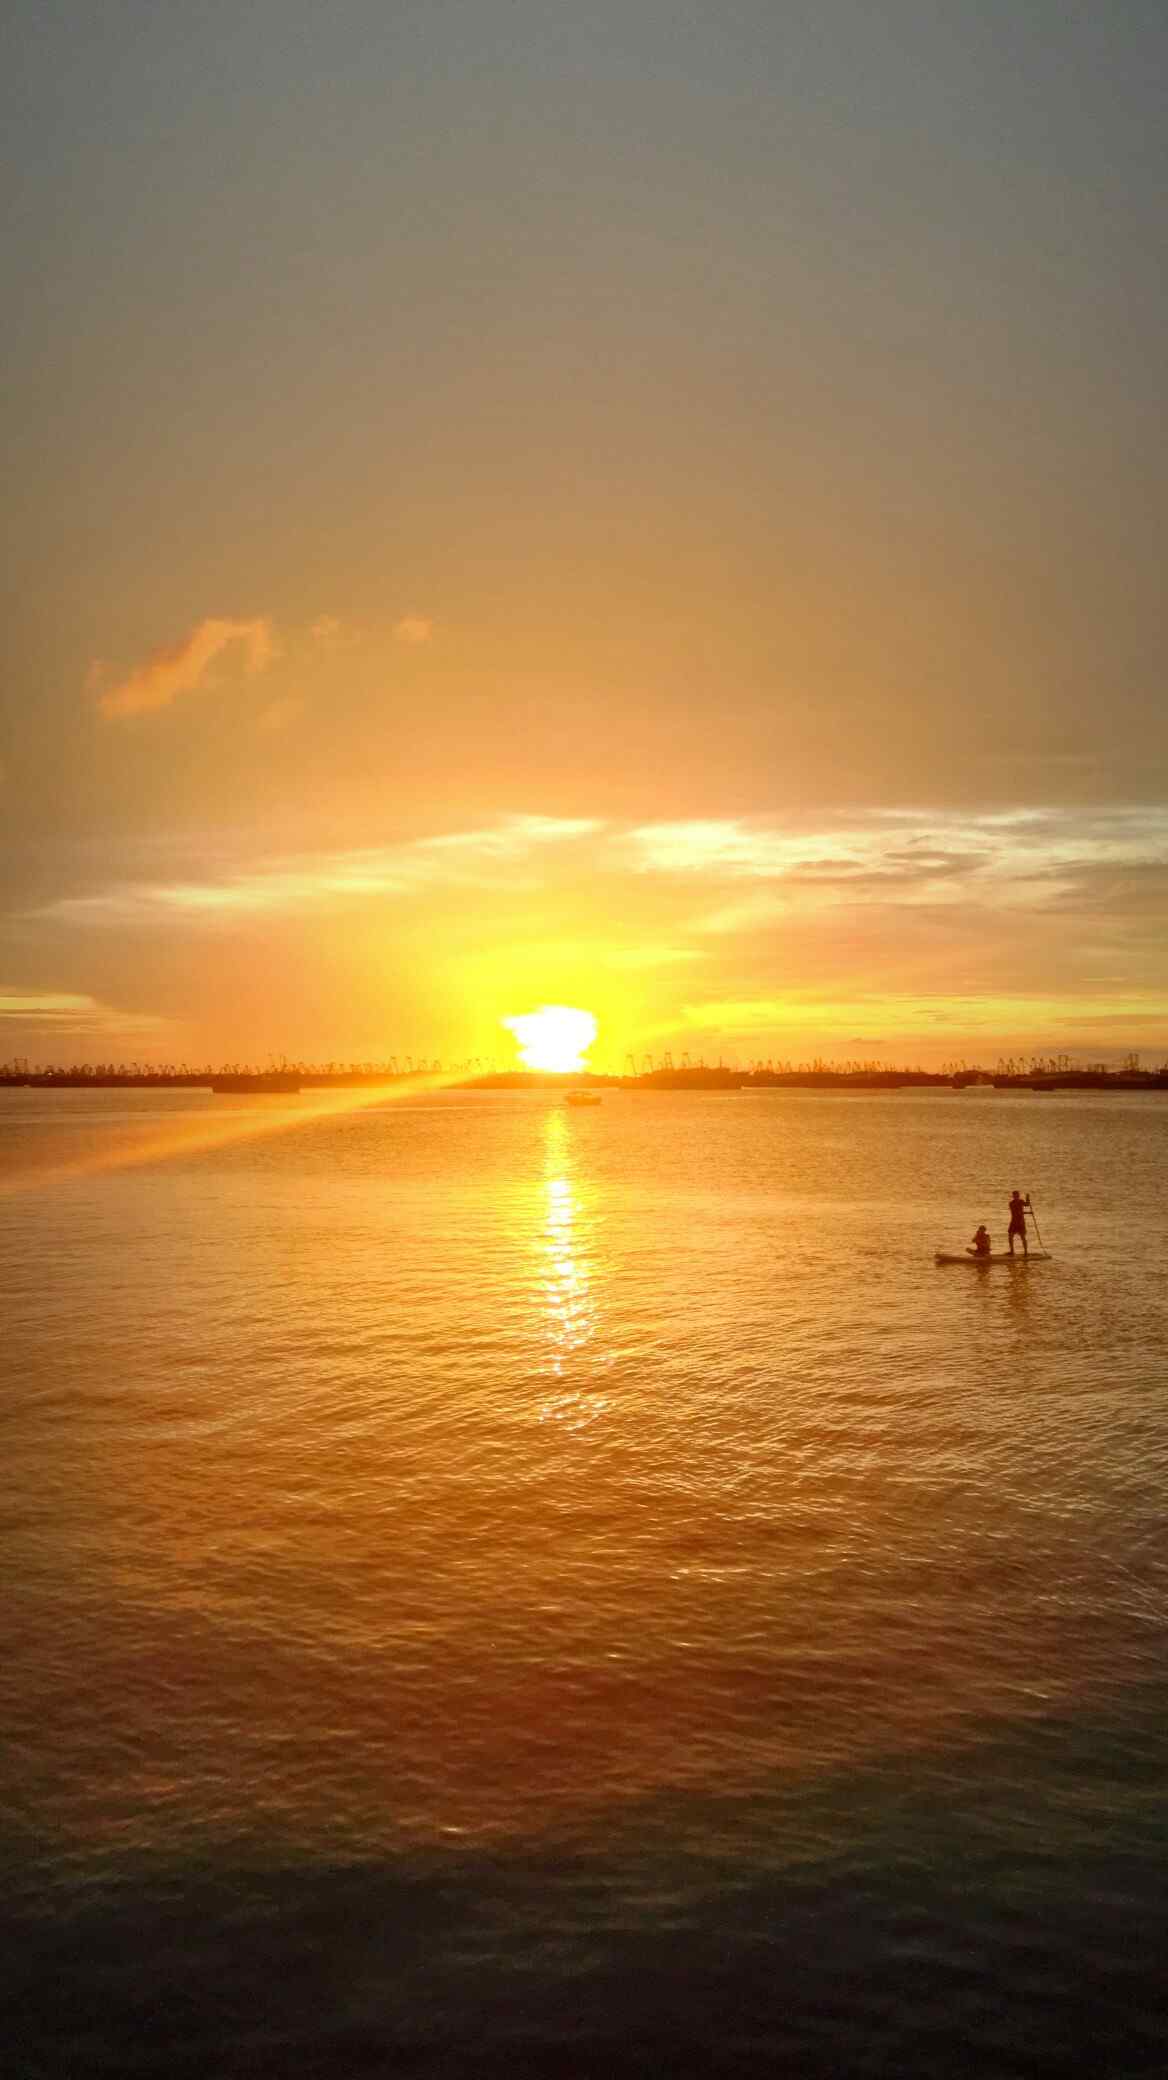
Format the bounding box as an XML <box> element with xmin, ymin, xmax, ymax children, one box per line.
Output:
<box><xmin>969</xmin><ymin>1225</ymin><xmax>992</xmax><ymax>1257</ymax></box>
<box><xmin>1007</xmin><ymin>1191</ymin><xmax>1030</xmax><ymax>1257</ymax></box>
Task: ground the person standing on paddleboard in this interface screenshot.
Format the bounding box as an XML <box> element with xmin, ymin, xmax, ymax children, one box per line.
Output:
<box><xmin>1007</xmin><ymin>1191</ymin><xmax>1030</xmax><ymax>1257</ymax></box>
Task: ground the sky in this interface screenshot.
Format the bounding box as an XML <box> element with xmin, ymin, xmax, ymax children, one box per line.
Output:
<box><xmin>2</xmin><ymin>0</ymin><xmax>1166</xmax><ymax>1071</ymax></box>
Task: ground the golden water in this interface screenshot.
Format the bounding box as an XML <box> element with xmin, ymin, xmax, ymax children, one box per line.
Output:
<box><xmin>4</xmin><ymin>1088</ymin><xmax>1167</xmax><ymax>2074</ymax></box>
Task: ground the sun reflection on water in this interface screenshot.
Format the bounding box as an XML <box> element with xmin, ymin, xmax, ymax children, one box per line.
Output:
<box><xmin>536</xmin><ymin>1108</ymin><xmax>608</xmax><ymax>1427</ymax></box>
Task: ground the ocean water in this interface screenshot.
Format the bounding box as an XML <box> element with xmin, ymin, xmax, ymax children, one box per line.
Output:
<box><xmin>3</xmin><ymin>1085</ymin><xmax>1168</xmax><ymax>2077</ymax></box>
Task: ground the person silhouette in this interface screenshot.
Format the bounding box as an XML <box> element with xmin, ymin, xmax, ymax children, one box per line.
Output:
<box><xmin>969</xmin><ymin>1224</ymin><xmax>992</xmax><ymax>1257</ymax></box>
<box><xmin>1007</xmin><ymin>1191</ymin><xmax>1030</xmax><ymax>1257</ymax></box>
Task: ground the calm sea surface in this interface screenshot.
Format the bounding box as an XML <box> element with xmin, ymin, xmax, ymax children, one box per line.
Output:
<box><xmin>4</xmin><ymin>1087</ymin><xmax>1168</xmax><ymax>2076</ymax></box>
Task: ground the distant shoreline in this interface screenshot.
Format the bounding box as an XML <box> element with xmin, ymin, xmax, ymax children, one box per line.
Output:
<box><xmin>3</xmin><ymin>1067</ymin><xmax>1166</xmax><ymax>1095</ymax></box>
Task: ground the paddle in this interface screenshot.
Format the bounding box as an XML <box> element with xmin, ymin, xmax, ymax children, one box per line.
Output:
<box><xmin>1025</xmin><ymin>1195</ymin><xmax>1046</xmax><ymax>1252</ymax></box>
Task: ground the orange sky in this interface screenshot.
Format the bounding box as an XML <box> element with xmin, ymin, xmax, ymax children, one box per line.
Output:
<box><xmin>3</xmin><ymin>2</ymin><xmax>1166</xmax><ymax>1069</ymax></box>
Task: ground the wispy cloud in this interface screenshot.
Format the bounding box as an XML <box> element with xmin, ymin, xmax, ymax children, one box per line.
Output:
<box><xmin>630</xmin><ymin>821</ymin><xmax>799</xmax><ymax>877</ymax></box>
<box><xmin>393</xmin><ymin>615</ymin><xmax>433</xmax><ymax>646</ymax></box>
<box><xmin>96</xmin><ymin>617</ymin><xmax>278</xmax><ymax>720</ymax></box>
<box><xmin>629</xmin><ymin>809</ymin><xmax>1168</xmax><ymax>927</ymax></box>
<box><xmin>1</xmin><ymin>990</ymin><xmax>111</xmax><ymax>1021</ymax></box>
<box><xmin>418</xmin><ymin>815</ymin><xmax>598</xmax><ymax>860</ymax></box>
<box><xmin>32</xmin><ymin>817</ymin><xmax>604</xmax><ymax>927</ymax></box>
<box><xmin>0</xmin><ymin>989</ymin><xmax>170</xmax><ymax>1039</ymax></box>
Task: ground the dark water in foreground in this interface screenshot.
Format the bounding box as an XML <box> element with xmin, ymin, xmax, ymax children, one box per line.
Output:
<box><xmin>3</xmin><ymin>1088</ymin><xmax>1168</xmax><ymax>2075</ymax></box>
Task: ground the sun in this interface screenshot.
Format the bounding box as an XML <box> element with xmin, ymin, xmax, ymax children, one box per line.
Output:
<box><xmin>503</xmin><ymin>1005</ymin><xmax>597</xmax><ymax>1073</ymax></box>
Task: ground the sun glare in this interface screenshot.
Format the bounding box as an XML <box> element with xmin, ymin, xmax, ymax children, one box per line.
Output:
<box><xmin>503</xmin><ymin>1005</ymin><xmax>597</xmax><ymax>1073</ymax></box>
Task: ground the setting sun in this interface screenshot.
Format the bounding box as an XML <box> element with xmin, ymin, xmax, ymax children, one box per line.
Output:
<box><xmin>503</xmin><ymin>1005</ymin><xmax>598</xmax><ymax>1073</ymax></box>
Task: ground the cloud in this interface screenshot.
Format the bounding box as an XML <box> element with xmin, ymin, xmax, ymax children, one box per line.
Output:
<box><xmin>31</xmin><ymin>817</ymin><xmax>605</xmax><ymax>927</ymax></box>
<box><xmin>96</xmin><ymin>616</ymin><xmax>278</xmax><ymax>720</ymax></box>
<box><xmin>0</xmin><ymin>989</ymin><xmax>170</xmax><ymax>1039</ymax></box>
<box><xmin>306</xmin><ymin>615</ymin><xmax>362</xmax><ymax>653</ymax></box>
<box><xmin>629</xmin><ymin>816</ymin><xmax>988</xmax><ymax>885</ymax></box>
<box><xmin>1</xmin><ymin>990</ymin><xmax>110</xmax><ymax>1020</ymax></box>
<box><xmin>691</xmin><ymin>893</ymin><xmax>791</xmax><ymax>938</ymax></box>
<box><xmin>630</xmin><ymin>809</ymin><xmax>1168</xmax><ymax>915</ymax></box>
<box><xmin>393</xmin><ymin>615</ymin><xmax>433</xmax><ymax>646</ymax></box>
<box><xmin>630</xmin><ymin>820</ymin><xmax>791</xmax><ymax>877</ymax></box>
<box><xmin>418</xmin><ymin>814</ymin><xmax>599</xmax><ymax>860</ymax></box>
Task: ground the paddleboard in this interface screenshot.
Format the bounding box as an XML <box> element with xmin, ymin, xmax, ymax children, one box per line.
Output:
<box><xmin>934</xmin><ymin>1249</ymin><xmax>1050</xmax><ymax>1265</ymax></box>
